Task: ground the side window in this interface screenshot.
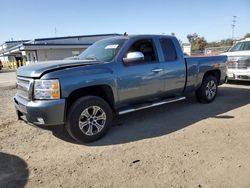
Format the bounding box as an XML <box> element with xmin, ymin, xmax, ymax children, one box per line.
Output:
<box><xmin>126</xmin><ymin>39</ymin><xmax>158</xmax><ymax>63</ymax></box>
<box><xmin>160</xmin><ymin>38</ymin><xmax>177</xmax><ymax>62</ymax></box>
<box><xmin>243</xmin><ymin>41</ymin><xmax>250</xmax><ymax>51</ymax></box>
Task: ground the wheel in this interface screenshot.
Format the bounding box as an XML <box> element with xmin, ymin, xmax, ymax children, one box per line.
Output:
<box><xmin>66</xmin><ymin>96</ymin><xmax>113</xmax><ymax>143</ymax></box>
<box><xmin>196</xmin><ymin>75</ymin><xmax>218</xmax><ymax>103</ymax></box>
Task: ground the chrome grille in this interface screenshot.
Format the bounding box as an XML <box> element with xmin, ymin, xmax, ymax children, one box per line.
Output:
<box><xmin>17</xmin><ymin>77</ymin><xmax>33</xmax><ymax>100</ymax></box>
<box><xmin>227</xmin><ymin>60</ymin><xmax>250</xmax><ymax>69</ymax></box>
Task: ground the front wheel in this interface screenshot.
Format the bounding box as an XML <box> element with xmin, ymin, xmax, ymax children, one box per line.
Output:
<box><xmin>196</xmin><ymin>75</ymin><xmax>218</xmax><ymax>103</ymax></box>
<box><xmin>66</xmin><ymin>96</ymin><xmax>113</xmax><ymax>143</ymax></box>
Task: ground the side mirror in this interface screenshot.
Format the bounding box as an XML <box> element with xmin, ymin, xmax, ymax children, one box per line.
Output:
<box><xmin>123</xmin><ymin>52</ymin><xmax>144</xmax><ymax>63</ymax></box>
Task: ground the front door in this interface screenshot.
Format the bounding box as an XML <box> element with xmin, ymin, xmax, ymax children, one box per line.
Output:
<box><xmin>116</xmin><ymin>38</ymin><xmax>165</xmax><ymax>105</ymax></box>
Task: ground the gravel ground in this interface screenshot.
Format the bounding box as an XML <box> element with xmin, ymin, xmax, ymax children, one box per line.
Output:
<box><xmin>0</xmin><ymin>70</ymin><xmax>16</xmax><ymax>89</ymax></box>
<box><xmin>0</xmin><ymin>82</ymin><xmax>250</xmax><ymax>188</ymax></box>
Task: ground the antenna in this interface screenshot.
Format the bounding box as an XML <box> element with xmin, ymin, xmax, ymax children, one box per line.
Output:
<box><xmin>231</xmin><ymin>16</ymin><xmax>237</xmax><ymax>40</ymax></box>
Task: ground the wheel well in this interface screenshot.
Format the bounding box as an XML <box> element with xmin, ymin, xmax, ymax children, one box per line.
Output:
<box><xmin>66</xmin><ymin>85</ymin><xmax>115</xmax><ymax>113</ymax></box>
<box><xmin>203</xmin><ymin>70</ymin><xmax>221</xmax><ymax>84</ymax></box>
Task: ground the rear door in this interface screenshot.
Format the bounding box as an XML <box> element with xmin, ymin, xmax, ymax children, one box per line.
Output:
<box><xmin>159</xmin><ymin>38</ymin><xmax>186</xmax><ymax>95</ymax></box>
<box><xmin>116</xmin><ymin>38</ymin><xmax>165</xmax><ymax>104</ymax></box>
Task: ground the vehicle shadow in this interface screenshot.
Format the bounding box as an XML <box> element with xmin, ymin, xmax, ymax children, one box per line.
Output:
<box><xmin>52</xmin><ymin>85</ymin><xmax>250</xmax><ymax>146</ymax></box>
<box><xmin>0</xmin><ymin>152</ymin><xmax>29</xmax><ymax>188</ymax></box>
<box><xmin>227</xmin><ymin>80</ymin><xmax>250</xmax><ymax>86</ymax></box>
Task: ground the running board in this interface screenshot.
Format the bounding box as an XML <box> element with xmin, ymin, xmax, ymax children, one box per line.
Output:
<box><xmin>118</xmin><ymin>96</ymin><xmax>186</xmax><ymax>115</ymax></box>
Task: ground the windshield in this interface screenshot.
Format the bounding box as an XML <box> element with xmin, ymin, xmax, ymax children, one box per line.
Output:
<box><xmin>229</xmin><ymin>41</ymin><xmax>250</xmax><ymax>52</ymax></box>
<box><xmin>79</xmin><ymin>38</ymin><xmax>127</xmax><ymax>62</ymax></box>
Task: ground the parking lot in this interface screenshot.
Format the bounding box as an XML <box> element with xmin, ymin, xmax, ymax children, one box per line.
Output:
<box><xmin>0</xmin><ymin>82</ymin><xmax>250</xmax><ymax>188</ymax></box>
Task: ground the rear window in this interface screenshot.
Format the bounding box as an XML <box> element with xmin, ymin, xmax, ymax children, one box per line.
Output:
<box><xmin>160</xmin><ymin>38</ymin><xmax>177</xmax><ymax>61</ymax></box>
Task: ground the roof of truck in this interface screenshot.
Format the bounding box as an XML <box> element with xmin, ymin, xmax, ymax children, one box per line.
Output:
<box><xmin>107</xmin><ymin>34</ymin><xmax>176</xmax><ymax>40</ymax></box>
<box><xmin>238</xmin><ymin>38</ymin><xmax>250</xmax><ymax>42</ymax></box>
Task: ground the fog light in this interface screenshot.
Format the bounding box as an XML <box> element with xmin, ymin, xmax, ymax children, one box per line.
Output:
<box><xmin>36</xmin><ymin>117</ymin><xmax>45</xmax><ymax>125</ymax></box>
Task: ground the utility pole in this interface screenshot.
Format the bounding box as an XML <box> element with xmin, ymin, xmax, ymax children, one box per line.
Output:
<box><xmin>231</xmin><ymin>16</ymin><xmax>237</xmax><ymax>41</ymax></box>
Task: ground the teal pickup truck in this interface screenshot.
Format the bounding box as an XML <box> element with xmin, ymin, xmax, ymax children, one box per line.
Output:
<box><xmin>15</xmin><ymin>35</ymin><xmax>227</xmax><ymax>143</ymax></box>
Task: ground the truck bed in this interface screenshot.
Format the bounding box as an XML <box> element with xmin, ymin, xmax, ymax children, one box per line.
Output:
<box><xmin>184</xmin><ymin>55</ymin><xmax>227</xmax><ymax>92</ymax></box>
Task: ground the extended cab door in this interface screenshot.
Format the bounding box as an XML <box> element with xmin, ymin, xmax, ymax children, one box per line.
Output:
<box><xmin>159</xmin><ymin>37</ymin><xmax>186</xmax><ymax>95</ymax></box>
<box><xmin>116</xmin><ymin>38</ymin><xmax>165</xmax><ymax>105</ymax></box>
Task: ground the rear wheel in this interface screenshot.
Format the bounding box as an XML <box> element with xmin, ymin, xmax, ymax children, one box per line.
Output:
<box><xmin>196</xmin><ymin>75</ymin><xmax>218</xmax><ymax>103</ymax></box>
<box><xmin>66</xmin><ymin>96</ymin><xmax>113</xmax><ymax>143</ymax></box>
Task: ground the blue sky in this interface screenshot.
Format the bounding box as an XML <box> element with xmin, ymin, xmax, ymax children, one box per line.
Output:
<box><xmin>1</xmin><ymin>0</ymin><xmax>250</xmax><ymax>44</ymax></box>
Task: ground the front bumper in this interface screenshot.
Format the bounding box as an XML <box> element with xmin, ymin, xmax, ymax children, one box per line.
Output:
<box><xmin>14</xmin><ymin>94</ymin><xmax>66</xmax><ymax>126</ymax></box>
<box><xmin>227</xmin><ymin>69</ymin><xmax>250</xmax><ymax>81</ymax></box>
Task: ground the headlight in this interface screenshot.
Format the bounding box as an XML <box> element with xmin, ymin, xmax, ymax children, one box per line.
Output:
<box><xmin>34</xmin><ymin>79</ymin><xmax>60</xmax><ymax>100</ymax></box>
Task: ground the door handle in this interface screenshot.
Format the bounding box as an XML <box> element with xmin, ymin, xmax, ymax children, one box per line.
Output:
<box><xmin>151</xmin><ymin>68</ymin><xmax>163</xmax><ymax>73</ymax></box>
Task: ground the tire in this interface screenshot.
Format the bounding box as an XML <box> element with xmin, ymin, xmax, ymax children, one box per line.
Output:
<box><xmin>66</xmin><ymin>96</ymin><xmax>113</xmax><ymax>143</ymax></box>
<box><xmin>195</xmin><ymin>75</ymin><xmax>218</xmax><ymax>103</ymax></box>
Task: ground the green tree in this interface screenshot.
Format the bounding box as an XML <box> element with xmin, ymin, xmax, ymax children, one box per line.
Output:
<box><xmin>187</xmin><ymin>33</ymin><xmax>198</xmax><ymax>44</ymax></box>
<box><xmin>206</xmin><ymin>41</ymin><xmax>220</xmax><ymax>48</ymax></box>
<box><xmin>187</xmin><ymin>33</ymin><xmax>207</xmax><ymax>51</ymax></box>
<box><xmin>220</xmin><ymin>39</ymin><xmax>233</xmax><ymax>46</ymax></box>
<box><xmin>244</xmin><ymin>33</ymin><xmax>250</xmax><ymax>38</ymax></box>
<box><xmin>207</xmin><ymin>39</ymin><xmax>233</xmax><ymax>48</ymax></box>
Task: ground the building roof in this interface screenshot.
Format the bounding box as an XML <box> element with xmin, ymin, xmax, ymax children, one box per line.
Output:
<box><xmin>1</xmin><ymin>43</ymin><xmax>93</xmax><ymax>55</ymax></box>
<box><xmin>33</xmin><ymin>33</ymin><xmax>121</xmax><ymax>42</ymax></box>
<box><xmin>20</xmin><ymin>43</ymin><xmax>93</xmax><ymax>50</ymax></box>
<box><xmin>4</xmin><ymin>40</ymin><xmax>29</xmax><ymax>44</ymax></box>
<box><xmin>0</xmin><ymin>33</ymin><xmax>121</xmax><ymax>56</ymax></box>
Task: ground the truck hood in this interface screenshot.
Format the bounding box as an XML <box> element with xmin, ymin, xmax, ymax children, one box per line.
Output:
<box><xmin>17</xmin><ymin>59</ymin><xmax>100</xmax><ymax>78</ymax></box>
<box><xmin>222</xmin><ymin>51</ymin><xmax>250</xmax><ymax>57</ymax></box>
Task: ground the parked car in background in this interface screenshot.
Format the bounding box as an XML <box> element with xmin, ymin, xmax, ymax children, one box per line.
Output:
<box><xmin>223</xmin><ymin>38</ymin><xmax>250</xmax><ymax>81</ymax></box>
<box><xmin>14</xmin><ymin>35</ymin><xmax>227</xmax><ymax>143</ymax></box>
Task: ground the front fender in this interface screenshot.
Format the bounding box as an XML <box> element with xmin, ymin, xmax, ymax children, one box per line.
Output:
<box><xmin>41</xmin><ymin>65</ymin><xmax>118</xmax><ymax>105</ymax></box>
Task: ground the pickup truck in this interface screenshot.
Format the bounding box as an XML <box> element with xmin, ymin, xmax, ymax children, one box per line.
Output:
<box><xmin>223</xmin><ymin>38</ymin><xmax>250</xmax><ymax>81</ymax></box>
<box><xmin>15</xmin><ymin>35</ymin><xmax>227</xmax><ymax>143</ymax></box>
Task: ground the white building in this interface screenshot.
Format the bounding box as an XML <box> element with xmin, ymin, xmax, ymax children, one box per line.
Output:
<box><xmin>0</xmin><ymin>34</ymin><xmax>120</xmax><ymax>65</ymax></box>
<box><xmin>182</xmin><ymin>43</ymin><xmax>191</xmax><ymax>56</ymax></box>
<box><xmin>0</xmin><ymin>40</ymin><xmax>29</xmax><ymax>62</ymax></box>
